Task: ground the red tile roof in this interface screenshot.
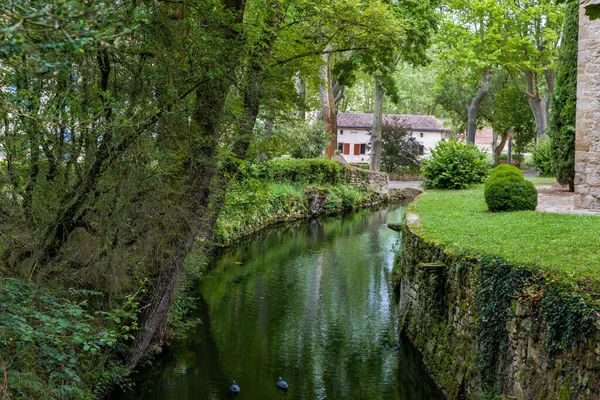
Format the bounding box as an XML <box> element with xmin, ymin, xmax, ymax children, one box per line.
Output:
<box><xmin>337</xmin><ymin>113</ymin><xmax>446</xmax><ymax>131</ymax></box>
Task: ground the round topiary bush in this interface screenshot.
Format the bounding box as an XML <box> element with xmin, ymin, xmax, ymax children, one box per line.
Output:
<box><xmin>485</xmin><ymin>176</ymin><xmax>538</xmax><ymax>212</ymax></box>
<box><xmin>421</xmin><ymin>140</ymin><xmax>489</xmax><ymax>189</ymax></box>
<box><xmin>488</xmin><ymin>164</ymin><xmax>523</xmax><ymax>181</ymax></box>
<box><xmin>484</xmin><ymin>164</ymin><xmax>524</xmax><ymax>198</ymax></box>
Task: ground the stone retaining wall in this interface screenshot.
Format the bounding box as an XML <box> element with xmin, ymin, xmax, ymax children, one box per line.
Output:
<box><xmin>333</xmin><ymin>154</ymin><xmax>389</xmax><ymax>194</ymax></box>
<box><xmin>398</xmin><ymin>216</ymin><xmax>600</xmax><ymax>399</ymax></box>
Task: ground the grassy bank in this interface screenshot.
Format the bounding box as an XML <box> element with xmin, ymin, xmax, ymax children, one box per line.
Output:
<box><xmin>214</xmin><ymin>159</ymin><xmax>386</xmax><ymax>246</ymax></box>
<box><xmin>409</xmin><ymin>185</ymin><xmax>600</xmax><ymax>286</ymax></box>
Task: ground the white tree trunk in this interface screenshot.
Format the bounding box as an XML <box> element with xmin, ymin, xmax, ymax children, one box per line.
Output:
<box><xmin>370</xmin><ymin>76</ymin><xmax>384</xmax><ymax>171</ymax></box>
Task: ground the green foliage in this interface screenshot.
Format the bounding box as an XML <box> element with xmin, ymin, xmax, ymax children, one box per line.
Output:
<box><xmin>249</xmin><ymin>120</ymin><xmax>330</xmax><ymax>160</ymax></box>
<box><xmin>260</xmin><ymin>159</ymin><xmax>346</xmax><ymax>185</ymax></box>
<box><xmin>215</xmin><ymin>178</ymin><xmax>373</xmax><ymax>246</ymax></box>
<box><xmin>477</xmin><ymin>258</ymin><xmax>530</xmax><ymax>391</ymax></box>
<box><xmin>324</xmin><ymin>184</ymin><xmax>364</xmax><ymax>210</ymax></box>
<box><xmin>485</xmin><ymin>176</ymin><xmax>538</xmax><ymax>212</ymax></box>
<box><xmin>549</xmin><ymin>1</ymin><xmax>578</xmax><ymax>190</ymax></box>
<box><xmin>532</xmin><ymin>137</ymin><xmax>554</xmax><ymax>176</ymax></box>
<box><xmin>380</xmin><ymin>122</ymin><xmax>421</xmax><ymax>173</ymax></box>
<box><xmin>540</xmin><ymin>287</ymin><xmax>600</xmax><ymax>358</ymax></box>
<box><xmin>487</xmin><ymin>82</ymin><xmax>536</xmax><ymax>153</ymax></box>
<box><xmin>421</xmin><ymin>140</ymin><xmax>489</xmax><ymax>189</ymax></box>
<box><xmin>0</xmin><ymin>278</ymin><xmax>136</xmax><ymax>399</ymax></box>
<box><xmin>484</xmin><ymin>164</ymin><xmax>523</xmax><ymax>199</ymax></box>
<box><xmin>488</xmin><ymin>164</ymin><xmax>523</xmax><ymax>181</ymax></box>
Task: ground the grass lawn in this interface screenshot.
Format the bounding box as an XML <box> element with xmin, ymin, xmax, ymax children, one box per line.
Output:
<box><xmin>409</xmin><ymin>185</ymin><xmax>600</xmax><ymax>284</ymax></box>
<box><xmin>526</xmin><ymin>176</ymin><xmax>554</xmax><ymax>185</ymax></box>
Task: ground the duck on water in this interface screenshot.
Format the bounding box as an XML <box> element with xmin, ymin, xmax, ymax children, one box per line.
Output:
<box><xmin>229</xmin><ymin>380</ymin><xmax>240</xmax><ymax>395</ymax></box>
<box><xmin>277</xmin><ymin>377</ymin><xmax>288</xmax><ymax>391</ymax></box>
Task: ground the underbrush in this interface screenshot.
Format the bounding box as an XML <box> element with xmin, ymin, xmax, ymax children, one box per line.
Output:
<box><xmin>0</xmin><ymin>278</ymin><xmax>139</xmax><ymax>399</ymax></box>
<box><xmin>214</xmin><ymin>180</ymin><xmax>374</xmax><ymax>246</ymax></box>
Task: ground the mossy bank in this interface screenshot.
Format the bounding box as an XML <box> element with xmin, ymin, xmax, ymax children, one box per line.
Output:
<box><xmin>214</xmin><ymin>158</ymin><xmax>416</xmax><ymax>246</ymax></box>
<box><xmin>396</xmin><ymin>194</ymin><xmax>600</xmax><ymax>399</ymax></box>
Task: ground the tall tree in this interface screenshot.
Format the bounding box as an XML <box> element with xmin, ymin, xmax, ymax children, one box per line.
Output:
<box><xmin>549</xmin><ymin>1</ymin><xmax>578</xmax><ymax>191</ymax></box>
<box><xmin>0</xmin><ymin>0</ymin><xmax>420</xmax><ymax>373</ymax></box>
<box><xmin>435</xmin><ymin>0</ymin><xmax>504</xmax><ymax>144</ymax></box>
<box><xmin>369</xmin><ymin>0</ymin><xmax>439</xmax><ymax>171</ymax></box>
<box><xmin>501</xmin><ymin>0</ymin><xmax>563</xmax><ymax>140</ymax></box>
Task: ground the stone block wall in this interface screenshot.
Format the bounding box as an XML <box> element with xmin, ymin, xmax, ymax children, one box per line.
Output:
<box><xmin>332</xmin><ymin>153</ymin><xmax>390</xmax><ymax>194</ymax></box>
<box><xmin>398</xmin><ymin>217</ymin><xmax>600</xmax><ymax>399</ymax></box>
<box><xmin>575</xmin><ymin>0</ymin><xmax>600</xmax><ymax>209</ymax></box>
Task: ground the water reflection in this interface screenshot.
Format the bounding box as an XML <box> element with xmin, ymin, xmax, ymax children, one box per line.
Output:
<box><xmin>118</xmin><ymin>206</ymin><xmax>443</xmax><ymax>399</ymax></box>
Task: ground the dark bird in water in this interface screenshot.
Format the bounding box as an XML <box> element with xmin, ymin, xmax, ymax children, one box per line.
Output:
<box><xmin>229</xmin><ymin>380</ymin><xmax>240</xmax><ymax>394</ymax></box>
<box><xmin>277</xmin><ymin>377</ymin><xmax>288</xmax><ymax>391</ymax></box>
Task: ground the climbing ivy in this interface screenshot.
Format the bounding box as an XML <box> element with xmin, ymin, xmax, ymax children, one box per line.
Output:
<box><xmin>540</xmin><ymin>286</ymin><xmax>600</xmax><ymax>358</ymax></box>
<box><xmin>476</xmin><ymin>257</ymin><xmax>531</xmax><ymax>392</ymax></box>
<box><xmin>476</xmin><ymin>256</ymin><xmax>600</xmax><ymax>396</ymax></box>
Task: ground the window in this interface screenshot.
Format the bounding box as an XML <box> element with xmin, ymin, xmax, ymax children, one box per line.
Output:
<box><xmin>337</xmin><ymin>143</ymin><xmax>344</xmax><ymax>152</ymax></box>
<box><xmin>418</xmin><ymin>145</ymin><xmax>425</xmax><ymax>155</ymax></box>
<box><xmin>420</xmin><ymin>132</ymin><xmax>424</xmax><ymax>138</ymax></box>
<box><xmin>343</xmin><ymin>143</ymin><xmax>350</xmax><ymax>155</ymax></box>
<box><xmin>360</xmin><ymin>144</ymin><xmax>366</xmax><ymax>154</ymax></box>
<box><xmin>340</xmin><ymin>130</ymin><xmax>344</xmax><ymax>135</ymax></box>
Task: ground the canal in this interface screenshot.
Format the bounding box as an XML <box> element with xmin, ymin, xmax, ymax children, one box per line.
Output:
<box><xmin>118</xmin><ymin>205</ymin><xmax>443</xmax><ymax>399</ymax></box>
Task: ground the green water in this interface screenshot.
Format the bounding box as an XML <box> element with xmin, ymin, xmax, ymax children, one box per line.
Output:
<box><xmin>121</xmin><ymin>206</ymin><xmax>443</xmax><ymax>399</ymax></box>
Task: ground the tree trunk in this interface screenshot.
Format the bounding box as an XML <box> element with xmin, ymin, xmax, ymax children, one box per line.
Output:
<box><xmin>369</xmin><ymin>76</ymin><xmax>384</xmax><ymax>171</ymax></box>
<box><xmin>524</xmin><ymin>70</ymin><xmax>549</xmax><ymax>139</ymax></box>
<box><xmin>465</xmin><ymin>70</ymin><xmax>492</xmax><ymax>144</ymax></box>
<box><xmin>259</xmin><ymin>119</ymin><xmax>273</xmax><ymax>161</ymax></box>
<box><xmin>125</xmin><ymin>0</ymin><xmax>282</xmax><ymax>369</ymax></box>
<box><xmin>295</xmin><ymin>73</ymin><xmax>306</xmax><ymax>120</ymax></box>
<box><xmin>493</xmin><ymin>132</ymin><xmax>508</xmax><ymax>164</ymax></box>
<box><xmin>320</xmin><ymin>47</ymin><xmax>337</xmax><ymax>158</ymax></box>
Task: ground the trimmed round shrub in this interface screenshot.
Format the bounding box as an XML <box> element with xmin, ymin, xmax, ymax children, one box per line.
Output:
<box><xmin>421</xmin><ymin>140</ymin><xmax>489</xmax><ymax>189</ymax></box>
<box><xmin>485</xmin><ymin>176</ymin><xmax>538</xmax><ymax>212</ymax></box>
<box><xmin>489</xmin><ymin>164</ymin><xmax>523</xmax><ymax>181</ymax></box>
<box><xmin>485</xmin><ymin>164</ymin><xmax>524</xmax><ymax>198</ymax></box>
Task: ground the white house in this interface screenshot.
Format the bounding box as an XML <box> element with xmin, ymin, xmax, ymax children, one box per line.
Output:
<box><xmin>336</xmin><ymin>113</ymin><xmax>447</xmax><ymax>164</ymax></box>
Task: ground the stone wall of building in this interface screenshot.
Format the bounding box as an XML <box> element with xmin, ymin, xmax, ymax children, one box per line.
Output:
<box><xmin>397</xmin><ymin>214</ymin><xmax>600</xmax><ymax>399</ymax></box>
<box><xmin>575</xmin><ymin>0</ymin><xmax>600</xmax><ymax>209</ymax></box>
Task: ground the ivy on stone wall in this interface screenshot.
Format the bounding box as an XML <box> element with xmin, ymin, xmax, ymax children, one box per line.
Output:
<box><xmin>477</xmin><ymin>256</ymin><xmax>600</xmax><ymax>395</ymax></box>
<box><xmin>540</xmin><ymin>286</ymin><xmax>600</xmax><ymax>358</ymax></box>
<box><xmin>476</xmin><ymin>257</ymin><xmax>531</xmax><ymax>391</ymax></box>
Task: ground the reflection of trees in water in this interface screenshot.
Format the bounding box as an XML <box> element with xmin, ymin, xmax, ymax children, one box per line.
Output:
<box><xmin>125</xmin><ymin>205</ymin><xmax>441</xmax><ymax>399</ymax></box>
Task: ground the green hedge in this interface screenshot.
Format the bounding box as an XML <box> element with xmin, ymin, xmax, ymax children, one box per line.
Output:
<box><xmin>238</xmin><ymin>158</ymin><xmax>346</xmax><ymax>185</ymax></box>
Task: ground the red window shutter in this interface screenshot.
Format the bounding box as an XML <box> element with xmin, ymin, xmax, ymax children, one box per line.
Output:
<box><xmin>354</xmin><ymin>144</ymin><xmax>360</xmax><ymax>155</ymax></box>
<box><xmin>343</xmin><ymin>143</ymin><xmax>350</xmax><ymax>155</ymax></box>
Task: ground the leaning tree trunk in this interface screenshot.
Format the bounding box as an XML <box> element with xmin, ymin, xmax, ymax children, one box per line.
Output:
<box><xmin>493</xmin><ymin>132</ymin><xmax>509</xmax><ymax>164</ymax></box>
<box><xmin>370</xmin><ymin>76</ymin><xmax>384</xmax><ymax>171</ymax></box>
<box><xmin>125</xmin><ymin>0</ymin><xmax>282</xmax><ymax>369</ymax></box>
<box><xmin>465</xmin><ymin>70</ymin><xmax>492</xmax><ymax>144</ymax></box>
<box><xmin>320</xmin><ymin>47</ymin><xmax>337</xmax><ymax>158</ymax></box>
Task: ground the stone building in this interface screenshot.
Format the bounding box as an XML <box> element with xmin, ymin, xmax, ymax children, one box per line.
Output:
<box><xmin>575</xmin><ymin>0</ymin><xmax>600</xmax><ymax>209</ymax></box>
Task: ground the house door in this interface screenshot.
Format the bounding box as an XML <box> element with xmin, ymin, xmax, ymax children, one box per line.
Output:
<box><xmin>343</xmin><ymin>143</ymin><xmax>350</xmax><ymax>155</ymax></box>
